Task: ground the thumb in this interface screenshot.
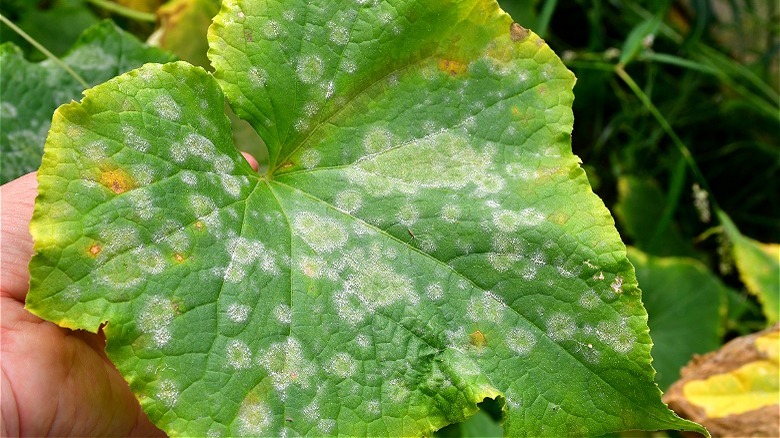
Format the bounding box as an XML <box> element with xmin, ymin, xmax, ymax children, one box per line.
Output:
<box><xmin>0</xmin><ymin>172</ymin><xmax>37</xmax><ymax>303</ymax></box>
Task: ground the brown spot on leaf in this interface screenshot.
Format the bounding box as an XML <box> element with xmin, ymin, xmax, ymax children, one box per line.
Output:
<box><xmin>194</xmin><ymin>221</ymin><xmax>205</xmax><ymax>231</ymax></box>
<box><xmin>88</xmin><ymin>243</ymin><xmax>102</xmax><ymax>257</ymax></box>
<box><xmin>174</xmin><ymin>253</ymin><xmax>185</xmax><ymax>263</ymax></box>
<box><xmin>469</xmin><ymin>330</ymin><xmax>487</xmax><ymax>349</ymax></box>
<box><xmin>437</xmin><ymin>59</ymin><xmax>468</xmax><ymax>76</ymax></box>
<box><xmin>99</xmin><ymin>167</ymin><xmax>136</xmax><ymax>195</ymax></box>
<box><xmin>510</xmin><ymin>23</ymin><xmax>529</xmax><ymax>42</ymax></box>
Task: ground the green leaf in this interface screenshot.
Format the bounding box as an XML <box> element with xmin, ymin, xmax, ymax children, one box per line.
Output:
<box><xmin>628</xmin><ymin>247</ymin><xmax>728</xmax><ymax>390</ymax></box>
<box><xmin>0</xmin><ymin>19</ymin><xmax>175</xmax><ymax>183</ymax></box>
<box><xmin>614</xmin><ymin>176</ymin><xmax>698</xmax><ymax>259</ymax></box>
<box><xmin>27</xmin><ymin>1</ymin><xmax>706</xmax><ymax>436</ymax></box>
<box><xmin>718</xmin><ymin>211</ymin><xmax>780</xmax><ymax>324</ymax></box>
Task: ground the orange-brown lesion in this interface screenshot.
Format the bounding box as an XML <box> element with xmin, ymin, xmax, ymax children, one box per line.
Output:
<box><xmin>469</xmin><ymin>330</ymin><xmax>487</xmax><ymax>349</ymax></box>
<box><xmin>87</xmin><ymin>243</ymin><xmax>102</xmax><ymax>257</ymax></box>
<box><xmin>98</xmin><ymin>167</ymin><xmax>136</xmax><ymax>195</ymax></box>
<box><xmin>437</xmin><ymin>59</ymin><xmax>469</xmax><ymax>76</ymax></box>
<box><xmin>173</xmin><ymin>253</ymin><xmax>185</xmax><ymax>263</ymax></box>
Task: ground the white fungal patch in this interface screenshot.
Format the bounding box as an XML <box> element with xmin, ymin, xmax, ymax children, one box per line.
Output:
<box><xmin>156</xmin><ymin>379</ymin><xmax>179</xmax><ymax>408</ymax></box>
<box><xmin>153</xmin><ymin>95</ymin><xmax>181</xmax><ymax>121</ymax></box>
<box><xmin>334</xmin><ymin>190</ymin><xmax>362</xmax><ymax>213</ymax></box>
<box><xmin>518</xmin><ymin>208</ymin><xmax>546</xmax><ymax>226</ymax></box>
<box><xmin>426</xmin><ymin>284</ymin><xmax>444</xmax><ymax>300</ymax></box>
<box><xmin>227</xmin><ymin>340</ymin><xmax>253</xmax><ymax>369</ymax></box>
<box><xmin>386</xmin><ymin>378</ymin><xmax>410</xmax><ymax>403</ymax></box>
<box><xmin>128</xmin><ymin>190</ymin><xmax>155</xmax><ymax>221</ymax></box>
<box><xmin>440</xmin><ymin>204</ymin><xmax>462</xmax><ymax>223</ymax></box>
<box><xmin>579</xmin><ymin>289</ymin><xmax>600</xmax><ymax>309</ymax></box>
<box><xmin>329</xmin><ymin>25</ymin><xmax>349</xmax><ymax>45</ymax></box>
<box><xmin>546</xmin><ymin>313</ymin><xmax>577</xmax><ymax>342</ymax></box>
<box><xmin>123</xmin><ymin>125</ymin><xmax>150</xmax><ymax>152</ymax></box>
<box><xmin>221</xmin><ymin>175</ymin><xmax>244</xmax><ymax>197</ymax></box>
<box><xmin>366</xmin><ymin>400</ymin><xmax>380</xmax><ymax>416</ymax></box>
<box><xmin>467</xmin><ymin>292</ymin><xmax>507</xmax><ymax>323</ymax></box>
<box><xmin>296</xmin><ymin>54</ymin><xmax>325</xmax><ymax>84</ymax></box>
<box><xmin>343</xmin><ymin>262</ymin><xmax>416</xmax><ymax>311</ymax></box>
<box><xmin>100</xmin><ymin>225</ymin><xmax>140</xmax><ymax>256</ymax></box>
<box><xmin>237</xmin><ymin>400</ymin><xmax>272</xmax><ymax>436</ymax></box>
<box><xmin>248</xmin><ymin>67</ymin><xmax>267</xmax><ymax>88</ymax></box>
<box><xmin>317</xmin><ymin>420</ymin><xmax>336</xmax><ymax>434</ymax></box>
<box><xmin>492</xmin><ymin>210</ymin><xmax>519</xmax><ymax>233</ymax></box>
<box><xmin>135</xmin><ymin>247</ymin><xmax>166</xmax><ymax>274</ymax></box>
<box><xmin>475</xmin><ymin>174</ymin><xmax>505</xmax><ymax>194</ymax></box>
<box><xmin>137</xmin><ymin>296</ymin><xmax>175</xmax><ymax>347</ymax></box>
<box><xmin>273</xmin><ymin>303</ymin><xmax>292</xmax><ymax>324</ymax></box>
<box><xmin>341</xmin><ymin>58</ymin><xmax>357</xmax><ymax>74</ymax></box>
<box><xmin>362</xmin><ymin>127</ymin><xmax>393</xmax><ymax>154</ymax></box>
<box><xmin>292</xmin><ymin>212</ymin><xmax>348</xmax><ymax>253</ymax></box>
<box><xmin>487</xmin><ymin>253</ymin><xmax>520</xmax><ymax>272</ymax></box>
<box><xmin>257</xmin><ymin>338</ymin><xmax>316</xmax><ymax>395</ymax></box>
<box><xmin>506</xmin><ymin>327</ymin><xmax>536</xmax><ymax>356</ymax></box>
<box><xmin>327</xmin><ymin>352</ymin><xmax>357</xmax><ymax>379</ymax></box>
<box><xmin>262</xmin><ymin>20</ymin><xmax>281</xmax><ymax>39</ymax></box>
<box><xmin>189</xmin><ymin>194</ymin><xmax>217</xmax><ymax>217</ymax></box>
<box><xmin>298</xmin><ymin>255</ymin><xmax>326</xmax><ymax>278</ymax></box>
<box><xmin>596</xmin><ymin>320</ymin><xmax>636</xmax><ymax>353</ymax></box>
<box><xmin>214</xmin><ymin>155</ymin><xmax>235</xmax><ymax>174</ymax></box>
<box><xmin>355</xmin><ymin>334</ymin><xmax>371</xmax><ymax>348</ymax></box>
<box><xmin>227</xmin><ymin>303</ymin><xmax>250</xmax><ymax>323</ymax></box>
<box><xmin>396</xmin><ymin>204</ymin><xmax>419</xmax><ymax>227</ymax></box>
<box><xmin>299</xmin><ymin>149</ymin><xmax>320</xmax><ymax>169</ymax></box>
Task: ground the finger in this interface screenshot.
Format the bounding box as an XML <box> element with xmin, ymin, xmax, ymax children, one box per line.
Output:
<box><xmin>241</xmin><ymin>151</ymin><xmax>259</xmax><ymax>172</ymax></box>
<box><xmin>0</xmin><ymin>172</ymin><xmax>37</xmax><ymax>303</ymax></box>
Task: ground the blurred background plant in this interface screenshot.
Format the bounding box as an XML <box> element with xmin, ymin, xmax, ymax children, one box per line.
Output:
<box><xmin>1</xmin><ymin>0</ymin><xmax>778</xmax><ymax>436</ymax></box>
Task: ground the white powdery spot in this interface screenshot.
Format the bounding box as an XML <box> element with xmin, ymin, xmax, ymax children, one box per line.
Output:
<box><xmin>298</xmin><ymin>255</ymin><xmax>326</xmax><ymax>278</ymax></box>
<box><xmin>227</xmin><ymin>303</ymin><xmax>250</xmax><ymax>323</ymax></box>
<box><xmin>343</xmin><ymin>263</ymin><xmax>416</xmax><ymax>312</ymax></box>
<box><xmin>579</xmin><ymin>289</ymin><xmax>600</xmax><ymax>310</ymax></box>
<box><xmin>227</xmin><ymin>340</ymin><xmax>253</xmax><ymax>369</ymax></box>
<box><xmin>100</xmin><ymin>225</ymin><xmax>140</xmax><ymax>256</ymax></box>
<box><xmin>467</xmin><ymin>291</ymin><xmax>507</xmax><ymax>323</ymax></box>
<box><xmin>214</xmin><ymin>155</ymin><xmax>235</xmax><ymax>174</ymax></box>
<box><xmin>440</xmin><ymin>204</ymin><xmax>462</xmax><ymax>223</ymax></box>
<box><xmin>262</xmin><ymin>20</ymin><xmax>281</xmax><ymax>39</ymax></box>
<box><xmin>248</xmin><ymin>67</ymin><xmax>267</xmax><ymax>88</ymax></box>
<box><xmin>237</xmin><ymin>401</ymin><xmax>272</xmax><ymax>436</ymax></box>
<box><xmin>426</xmin><ymin>284</ymin><xmax>444</xmax><ymax>300</ymax></box>
<box><xmin>396</xmin><ymin>204</ymin><xmax>419</xmax><ymax>227</ymax></box>
<box><xmin>189</xmin><ymin>194</ymin><xmax>216</xmax><ymax>217</ymax></box>
<box><xmin>506</xmin><ymin>327</ymin><xmax>536</xmax><ymax>356</ymax></box>
<box><xmin>329</xmin><ymin>25</ymin><xmax>349</xmax><ymax>45</ymax></box>
<box><xmin>492</xmin><ymin>209</ymin><xmax>520</xmax><ymax>233</ymax></box>
<box><xmin>153</xmin><ymin>95</ymin><xmax>181</xmax><ymax>121</ymax></box>
<box><xmin>292</xmin><ymin>212</ymin><xmax>348</xmax><ymax>253</ymax></box>
<box><xmin>128</xmin><ymin>190</ymin><xmax>155</xmax><ymax>221</ymax></box>
<box><xmin>299</xmin><ymin>149</ymin><xmax>320</xmax><ymax>169</ymax></box>
<box><xmin>386</xmin><ymin>378</ymin><xmax>410</xmax><ymax>403</ymax></box>
<box><xmin>221</xmin><ymin>175</ymin><xmax>244</xmax><ymax>198</ymax></box>
<box><xmin>123</xmin><ymin>125</ymin><xmax>150</xmax><ymax>152</ymax></box>
<box><xmin>596</xmin><ymin>320</ymin><xmax>636</xmax><ymax>353</ymax></box>
<box><xmin>362</xmin><ymin>127</ymin><xmax>393</xmax><ymax>154</ymax></box>
<box><xmin>156</xmin><ymin>379</ymin><xmax>179</xmax><ymax>407</ymax></box>
<box><xmin>545</xmin><ymin>313</ymin><xmax>577</xmax><ymax>342</ymax></box>
<box><xmin>137</xmin><ymin>296</ymin><xmax>175</xmax><ymax>347</ymax></box>
<box><xmin>296</xmin><ymin>54</ymin><xmax>324</xmax><ymax>85</ymax></box>
<box><xmin>355</xmin><ymin>334</ymin><xmax>371</xmax><ymax>348</ymax></box>
<box><xmin>327</xmin><ymin>352</ymin><xmax>357</xmax><ymax>379</ymax></box>
<box><xmin>135</xmin><ymin>247</ymin><xmax>166</xmax><ymax>274</ymax></box>
<box><xmin>257</xmin><ymin>338</ymin><xmax>316</xmax><ymax>395</ymax></box>
<box><xmin>273</xmin><ymin>303</ymin><xmax>292</xmax><ymax>324</ymax></box>
<box><xmin>334</xmin><ymin>190</ymin><xmax>362</xmax><ymax>214</ymax></box>
<box><xmin>227</xmin><ymin>236</ymin><xmax>278</xmax><ymax>277</ymax></box>
<box><xmin>0</xmin><ymin>102</ymin><xmax>17</xmax><ymax>118</ymax></box>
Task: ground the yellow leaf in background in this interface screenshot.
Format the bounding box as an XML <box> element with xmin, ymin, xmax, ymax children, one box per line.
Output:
<box><xmin>718</xmin><ymin>211</ymin><xmax>780</xmax><ymax>324</ymax></box>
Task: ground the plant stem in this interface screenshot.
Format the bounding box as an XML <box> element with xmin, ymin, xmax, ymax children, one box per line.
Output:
<box><xmin>85</xmin><ymin>0</ymin><xmax>157</xmax><ymax>22</ymax></box>
<box><xmin>615</xmin><ymin>64</ymin><xmax>721</xmax><ymax>214</ymax></box>
<box><xmin>0</xmin><ymin>14</ymin><xmax>90</xmax><ymax>89</ymax></box>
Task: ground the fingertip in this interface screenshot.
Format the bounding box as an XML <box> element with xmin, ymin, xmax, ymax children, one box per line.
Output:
<box><xmin>241</xmin><ymin>152</ymin><xmax>259</xmax><ymax>172</ymax></box>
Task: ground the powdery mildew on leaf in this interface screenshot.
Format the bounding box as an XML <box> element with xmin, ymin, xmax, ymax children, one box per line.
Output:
<box><xmin>27</xmin><ymin>1</ymin><xmax>707</xmax><ymax>437</ymax></box>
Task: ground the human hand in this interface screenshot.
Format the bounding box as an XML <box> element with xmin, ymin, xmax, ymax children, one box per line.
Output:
<box><xmin>0</xmin><ymin>154</ymin><xmax>258</xmax><ymax>436</ymax></box>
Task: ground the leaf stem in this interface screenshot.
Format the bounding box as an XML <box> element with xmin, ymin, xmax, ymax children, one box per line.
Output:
<box><xmin>614</xmin><ymin>64</ymin><xmax>721</xmax><ymax>214</ymax></box>
<box><xmin>0</xmin><ymin>14</ymin><xmax>90</xmax><ymax>89</ymax></box>
<box><xmin>85</xmin><ymin>0</ymin><xmax>157</xmax><ymax>22</ymax></box>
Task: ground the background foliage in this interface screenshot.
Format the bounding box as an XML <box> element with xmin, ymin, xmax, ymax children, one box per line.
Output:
<box><xmin>2</xmin><ymin>0</ymin><xmax>778</xmax><ymax>436</ymax></box>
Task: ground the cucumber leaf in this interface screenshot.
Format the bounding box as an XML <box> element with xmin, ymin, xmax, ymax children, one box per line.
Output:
<box><xmin>27</xmin><ymin>1</ymin><xmax>706</xmax><ymax>436</ymax></box>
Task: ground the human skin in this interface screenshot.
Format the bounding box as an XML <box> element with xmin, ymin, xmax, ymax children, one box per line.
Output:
<box><xmin>0</xmin><ymin>154</ymin><xmax>259</xmax><ymax>436</ymax></box>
